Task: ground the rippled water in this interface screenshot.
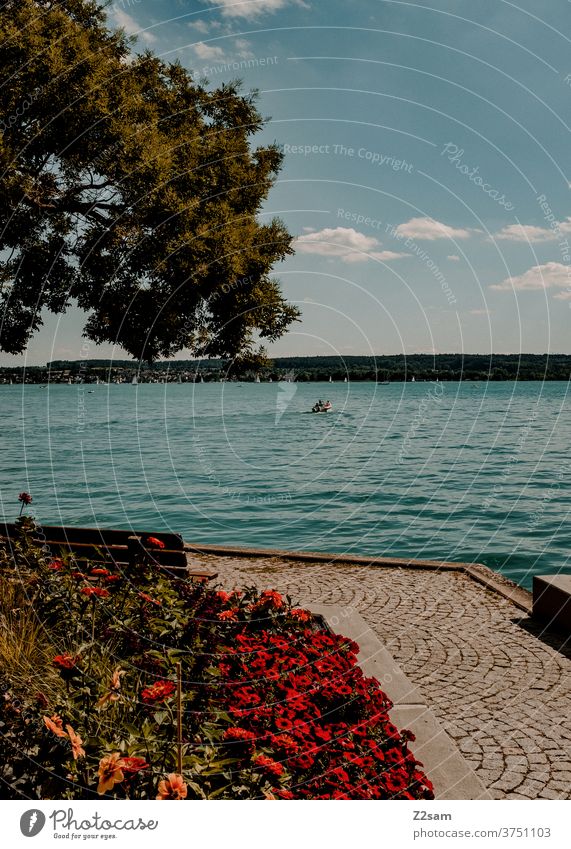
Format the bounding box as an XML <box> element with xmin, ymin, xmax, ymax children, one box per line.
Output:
<box><xmin>1</xmin><ymin>380</ymin><xmax>570</xmax><ymax>589</ymax></box>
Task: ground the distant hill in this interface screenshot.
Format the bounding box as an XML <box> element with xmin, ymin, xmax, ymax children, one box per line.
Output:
<box><xmin>0</xmin><ymin>353</ymin><xmax>567</xmax><ymax>383</ymax></box>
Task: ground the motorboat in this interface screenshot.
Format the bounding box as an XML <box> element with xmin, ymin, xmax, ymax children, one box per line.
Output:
<box><xmin>311</xmin><ymin>400</ymin><xmax>332</xmax><ymax>413</ymax></box>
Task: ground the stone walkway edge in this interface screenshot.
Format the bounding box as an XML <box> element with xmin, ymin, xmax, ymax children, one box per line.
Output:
<box><xmin>184</xmin><ymin>542</ymin><xmax>533</xmax><ymax>614</ymax></box>
<box><xmin>312</xmin><ymin>604</ymin><xmax>492</xmax><ymax>800</ymax></box>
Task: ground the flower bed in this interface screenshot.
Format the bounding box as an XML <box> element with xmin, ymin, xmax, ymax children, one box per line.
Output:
<box><xmin>0</xmin><ymin>517</ymin><xmax>434</xmax><ymax>800</ymax></box>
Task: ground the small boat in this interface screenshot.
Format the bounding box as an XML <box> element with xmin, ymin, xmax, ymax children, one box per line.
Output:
<box><xmin>311</xmin><ymin>400</ymin><xmax>332</xmax><ymax>413</ymax></box>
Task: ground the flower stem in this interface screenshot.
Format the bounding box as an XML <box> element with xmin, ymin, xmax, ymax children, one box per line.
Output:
<box><xmin>176</xmin><ymin>661</ymin><xmax>183</xmax><ymax>775</ymax></box>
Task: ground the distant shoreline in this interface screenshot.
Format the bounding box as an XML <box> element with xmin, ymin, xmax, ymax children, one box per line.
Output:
<box><xmin>1</xmin><ymin>353</ymin><xmax>570</xmax><ymax>384</ymax></box>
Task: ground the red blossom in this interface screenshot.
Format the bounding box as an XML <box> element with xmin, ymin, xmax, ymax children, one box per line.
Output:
<box><xmin>224</xmin><ymin>727</ymin><xmax>256</xmax><ymax>742</ymax></box>
<box><xmin>53</xmin><ymin>653</ymin><xmax>79</xmax><ymax>671</ymax></box>
<box><xmin>81</xmin><ymin>587</ymin><xmax>110</xmax><ymax>599</ymax></box>
<box><xmin>122</xmin><ymin>757</ymin><xmax>149</xmax><ymax>774</ymax></box>
<box><xmin>291</xmin><ymin>608</ymin><xmax>311</xmax><ymax>622</ymax></box>
<box><xmin>141</xmin><ymin>680</ymin><xmax>176</xmax><ymax>704</ymax></box>
<box><xmin>218</xmin><ymin>609</ymin><xmax>238</xmax><ymax>621</ymax></box>
<box><xmin>146</xmin><ymin>536</ymin><xmax>165</xmax><ymax>549</ymax></box>
<box><xmin>138</xmin><ymin>592</ymin><xmax>161</xmax><ymax>606</ymax></box>
<box><xmin>254</xmin><ymin>754</ymin><xmax>284</xmax><ymax>778</ymax></box>
<box><xmin>18</xmin><ymin>492</ymin><xmax>32</xmax><ymax>505</ymax></box>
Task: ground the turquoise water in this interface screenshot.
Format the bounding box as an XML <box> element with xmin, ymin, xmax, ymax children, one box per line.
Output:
<box><xmin>1</xmin><ymin>380</ymin><xmax>570</xmax><ymax>589</ymax></box>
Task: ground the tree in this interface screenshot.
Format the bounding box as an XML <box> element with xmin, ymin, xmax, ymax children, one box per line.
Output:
<box><xmin>0</xmin><ymin>0</ymin><xmax>299</xmax><ymax>361</ymax></box>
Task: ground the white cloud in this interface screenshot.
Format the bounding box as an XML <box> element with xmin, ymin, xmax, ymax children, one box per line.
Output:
<box><xmin>490</xmin><ymin>261</ymin><xmax>571</xmax><ymax>292</ymax></box>
<box><xmin>110</xmin><ymin>9</ymin><xmax>156</xmax><ymax>44</ymax></box>
<box><xmin>295</xmin><ymin>227</ymin><xmax>409</xmax><ymax>263</ymax></box>
<box><xmin>189</xmin><ymin>19</ymin><xmax>211</xmax><ymax>34</ymax></box>
<box><xmin>494</xmin><ymin>218</ymin><xmax>571</xmax><ymax>243</ymax></box>
<box><xmin>192</xmin><ymin>41</ymin><xmax>226</xmax><ymax>60</ymax></box>
<box><xmin>202</xmin><ymin>0</ymin><xmax>306</xmax><ymax>20</ymax></box>
<box><xmin>395</xmin><ymin>217</ymin><xmax>477</xmax><ymax>240</ymax></box>
<box><xmin>447</xmin><ymin>255</ymin><xmax>460</xmax><ymax>261</ymax></box>
<box><xmin>234</xmin><ymin>38</ymin><xmax>255</xmax><ymax>59</ymax></box>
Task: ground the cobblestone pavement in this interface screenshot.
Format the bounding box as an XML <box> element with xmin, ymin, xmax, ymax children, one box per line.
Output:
<box><xmin>192</xmin><ymin>553</ymin><xmax>571</xmax><ymax>800</ymax></box>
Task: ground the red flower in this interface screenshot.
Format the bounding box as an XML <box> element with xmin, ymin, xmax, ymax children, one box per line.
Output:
<box><xmin>291</xmin><ymin>608</ymin><xmax>311</xmax><ymax>622</ymax></box>
<box><xmin>91</xmin><ymin>567</ymin><xmax>110</xmax><ymax>577</ymax></box>
<box><xmin>224</xmin><ymin>727</ymin><xmax>256</xmax><ymax>743</ymax></box>
<box><xmin>254</xmin><ymin>754</ymin><xmax>284</xmax><ymax>778</ymax></box>
<box><xmin>138</xmin><ymin>591</ymin><xmax>161</xmax><ymax>606</ymax></box>
<box><xmin>274</xmin><ymin>789</ymin><xmax>295</xmax><ymax>799</ymax></box>
<box><xmin>18</xmin><ymin>492</ymin><xmax>32</xmax><ymax>505</ymax></box>
<box><xmin>258</xmin><ymin>590</ymin><xmax>284</xmax><ymax>610</ymax></box>
<box><xmin>105</xmin><ymin>574</ymin><xmax>122</xmax><ymax>583</ymax></box>
<box><xmin>48</xmin><ymin>559</ymin><xmax>63</xmax><ymax>572</ymax></box>
<box><xmin>81</xmin><ymin>587</ymin><xmax>110</xmax><ymax>599</ymax></box>
<box><xmin>146</xmin><ymin>536</ymin><xmax>165</xmax><ymax>549</ymax></box>
<box><xmin>122</xmin><ymin>757</ymin><xmax>149</xmax><ymax>774</ymax></box>
<box><xmin>218</xmin><ymin>609</ymin><xmax>238</xmax><ymax>621</ymax></box>
<box><xmin>43</xmin><ymin>714</ymin><xmax>67</xmax><ymax>738</ymax></box>
<box><xmin>141</xmin><ymin>680</ymin><xmax>176</xmax><ymax>703</ymax></box>
<box><xmin>53</xmin><ymin>653</ymin><xmax>79</xmax><ymax>672</ymax></box>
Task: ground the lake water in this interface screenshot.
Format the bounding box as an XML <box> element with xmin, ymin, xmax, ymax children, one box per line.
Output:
<box><xmin>1</xmin><ymin>380</ymin><xmax>570</xmax><ymax>589</ymax></box>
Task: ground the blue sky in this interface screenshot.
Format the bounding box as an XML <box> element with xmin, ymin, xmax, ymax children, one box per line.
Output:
<box><xmin>4</xmin><ymin>0</ymin><xmax>570</xmax><ymax>364</ymax></box>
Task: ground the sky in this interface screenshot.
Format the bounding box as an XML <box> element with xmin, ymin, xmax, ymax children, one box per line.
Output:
<box><xmin>2</xmin><ymin>0</ymin><xmax>571</xmax><ymax>364</ymax></box>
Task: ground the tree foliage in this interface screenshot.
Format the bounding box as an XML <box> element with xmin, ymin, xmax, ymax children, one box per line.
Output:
<box><xmin>0</xmin><ymin>0</ymin><xmax>299</xmax><ymax>360</ymax></box>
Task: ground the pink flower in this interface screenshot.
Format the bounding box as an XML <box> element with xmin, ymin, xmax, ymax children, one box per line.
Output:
<box><xmin>156</xmin><ymin>773</ymin><xmax>187</xmax><ymax>800</ymax></box>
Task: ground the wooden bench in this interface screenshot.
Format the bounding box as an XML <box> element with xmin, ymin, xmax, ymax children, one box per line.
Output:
<box><xmin>0</xmin><ymin>522</ymin><xmax>216</xmax><ymax>582</ymax></box>
<box><xmin>532</xmin><ymin>574</ymin><xmax>571</xmax><ymax>635</ymax></box>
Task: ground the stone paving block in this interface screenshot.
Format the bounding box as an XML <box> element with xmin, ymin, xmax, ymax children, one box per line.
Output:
<box><xmin>389</xmin><ymin>705</ymin><xmax>492</xmax><ymax>800</ymax></box>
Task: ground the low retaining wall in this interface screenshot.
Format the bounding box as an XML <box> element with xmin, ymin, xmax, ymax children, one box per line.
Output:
<box><xmin>311</xmin><ymin>604</ymin><xmax>493</xmax><ymax>800</ymax></box>
<box><xmin>185</xmin><ymin>541</ymin><xmax>533</xmax><ymax>613</ymax></box>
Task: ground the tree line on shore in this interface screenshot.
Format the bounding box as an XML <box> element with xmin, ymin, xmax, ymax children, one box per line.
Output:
<box><xmin>1</xmin><ymin>354</ymin><xmax>570</xmax><ymax>383</ymax></box>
